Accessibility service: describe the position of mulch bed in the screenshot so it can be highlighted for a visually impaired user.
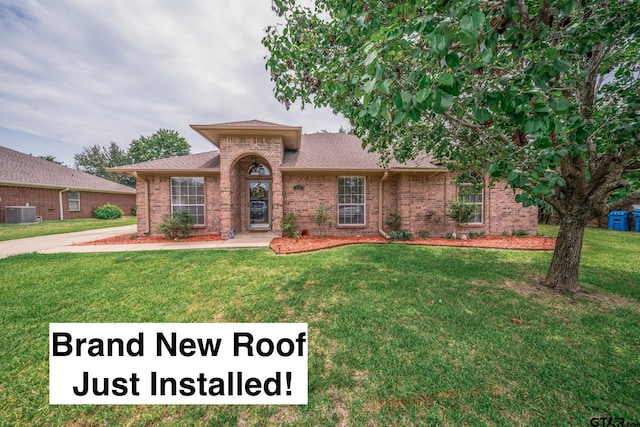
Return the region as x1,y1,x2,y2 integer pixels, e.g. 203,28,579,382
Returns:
270,234,556,254
75,233,222,245
77,232,556,254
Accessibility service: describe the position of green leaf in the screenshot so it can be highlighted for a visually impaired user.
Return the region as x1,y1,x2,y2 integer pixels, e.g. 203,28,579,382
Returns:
401,90,413,107
433,90,454,113
377,79,393,95
552,57,571,74
368,98,381,117
432,33,448,55
363,50,378,67
473,108,491,124
550,98,571,113
524,117,543,134
436,72,454,87
460,14,476,39
416,88,430,103
363,78,376,94
445,53,460,67
393,111,406,126
381,101,392,122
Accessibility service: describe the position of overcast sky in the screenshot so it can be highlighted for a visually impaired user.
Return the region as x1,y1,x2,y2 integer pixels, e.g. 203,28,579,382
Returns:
0,0,348,166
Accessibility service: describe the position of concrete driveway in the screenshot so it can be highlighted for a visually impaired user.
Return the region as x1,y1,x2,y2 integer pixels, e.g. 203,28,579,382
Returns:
0,225,274,258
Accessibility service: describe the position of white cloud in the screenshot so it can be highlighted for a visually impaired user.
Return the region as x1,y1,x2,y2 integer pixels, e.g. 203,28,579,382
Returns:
0,0,349,164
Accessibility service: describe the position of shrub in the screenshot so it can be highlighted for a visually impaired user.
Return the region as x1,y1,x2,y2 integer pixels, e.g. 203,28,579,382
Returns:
418,231,429,239
385,213,401,231
448,200,475,224
131,207,137,216
92,203,123,219
389,230,413,241
280,212,300,238
511,229,530,237
315,203,332,235
468,231,485,239
443,232,455,239
157,210,193,239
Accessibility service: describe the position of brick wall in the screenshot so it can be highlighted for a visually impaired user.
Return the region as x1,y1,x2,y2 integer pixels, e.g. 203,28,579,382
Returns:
138,175,220,236
0,185,135,222
219,136,284,238
281,172,537,237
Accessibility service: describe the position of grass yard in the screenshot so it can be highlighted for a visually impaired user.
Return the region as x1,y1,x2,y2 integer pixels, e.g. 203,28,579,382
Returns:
0,216,137,241
1,226,639,426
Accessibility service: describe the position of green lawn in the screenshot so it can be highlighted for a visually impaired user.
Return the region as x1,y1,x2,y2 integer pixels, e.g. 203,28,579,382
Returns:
1,226,639,426
0,216,137,241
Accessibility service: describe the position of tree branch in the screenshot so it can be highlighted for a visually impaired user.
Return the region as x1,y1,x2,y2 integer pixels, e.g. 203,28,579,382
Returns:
517,0,530,30
608,189,640,211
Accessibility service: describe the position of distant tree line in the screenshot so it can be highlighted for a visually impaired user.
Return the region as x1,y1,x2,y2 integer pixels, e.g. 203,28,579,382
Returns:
72,129,190,188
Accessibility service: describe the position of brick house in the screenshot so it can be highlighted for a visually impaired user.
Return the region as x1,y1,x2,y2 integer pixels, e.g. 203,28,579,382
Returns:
0,146,136,222
110,120,537,239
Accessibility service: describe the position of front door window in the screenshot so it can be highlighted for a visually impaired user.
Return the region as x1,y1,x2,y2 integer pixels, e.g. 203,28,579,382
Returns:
249,181,270,229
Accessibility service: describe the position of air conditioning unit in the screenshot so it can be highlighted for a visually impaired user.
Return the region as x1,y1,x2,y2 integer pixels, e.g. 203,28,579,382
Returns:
5,206,37,224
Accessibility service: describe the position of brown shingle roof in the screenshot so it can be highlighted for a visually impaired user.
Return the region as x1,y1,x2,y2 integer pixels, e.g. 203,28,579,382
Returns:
109,151,220,173
282,133,443,171
107,133,442,174
198,119,292,128
0,146,136,193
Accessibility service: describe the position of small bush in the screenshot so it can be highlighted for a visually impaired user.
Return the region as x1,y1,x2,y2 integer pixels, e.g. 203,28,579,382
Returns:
468,231,485,239
158,210,193,239
385,213,401,231
92,203,123,219
443,232,455,239
447,200,476,228
418,231,429,239
281,212,300,238
511,229,530,237
315,203,332,235
389,230,413,241
131,207,137,216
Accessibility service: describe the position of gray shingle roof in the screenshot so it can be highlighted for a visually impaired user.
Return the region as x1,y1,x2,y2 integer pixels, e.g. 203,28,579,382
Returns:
0,146,136,193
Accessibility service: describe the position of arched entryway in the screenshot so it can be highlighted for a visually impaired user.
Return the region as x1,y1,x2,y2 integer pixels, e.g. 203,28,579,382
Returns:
247,161,271,230
230,155,273,232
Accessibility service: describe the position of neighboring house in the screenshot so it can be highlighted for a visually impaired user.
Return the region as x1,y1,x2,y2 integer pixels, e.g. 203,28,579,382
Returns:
110,120,537,239
0,146,136,222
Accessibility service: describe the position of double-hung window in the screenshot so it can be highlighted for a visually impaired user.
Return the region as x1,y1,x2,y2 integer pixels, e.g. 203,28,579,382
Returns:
68,191,80,211
458,173,484,224
171,177,205,226
338,176,365,225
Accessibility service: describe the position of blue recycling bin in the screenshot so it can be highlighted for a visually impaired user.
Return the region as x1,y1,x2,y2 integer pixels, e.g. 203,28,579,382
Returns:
607,211,631,231
633,211,640,232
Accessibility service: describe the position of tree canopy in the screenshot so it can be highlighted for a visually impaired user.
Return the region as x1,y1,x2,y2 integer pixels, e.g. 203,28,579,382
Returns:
74,129,191,188
128,129,191,164
264,0,640,292
74,142,135,187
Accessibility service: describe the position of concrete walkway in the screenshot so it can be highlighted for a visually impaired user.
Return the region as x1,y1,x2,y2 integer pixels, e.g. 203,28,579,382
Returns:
0,225,274,258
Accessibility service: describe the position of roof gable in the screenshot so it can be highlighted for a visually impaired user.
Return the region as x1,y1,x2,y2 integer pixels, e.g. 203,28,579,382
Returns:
190,119,302,151
0,146,136,193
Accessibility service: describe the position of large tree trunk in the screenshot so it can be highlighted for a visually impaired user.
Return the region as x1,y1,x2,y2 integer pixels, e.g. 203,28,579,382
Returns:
544,214,589,293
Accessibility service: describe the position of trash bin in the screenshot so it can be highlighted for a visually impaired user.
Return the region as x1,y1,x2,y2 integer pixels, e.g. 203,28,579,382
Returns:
607,211,631,231
633,208,640,232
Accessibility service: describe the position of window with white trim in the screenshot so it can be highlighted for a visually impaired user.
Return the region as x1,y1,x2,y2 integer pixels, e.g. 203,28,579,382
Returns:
338,176,365,225
458,173,484,224
68,191,80,211
171,177,205,226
